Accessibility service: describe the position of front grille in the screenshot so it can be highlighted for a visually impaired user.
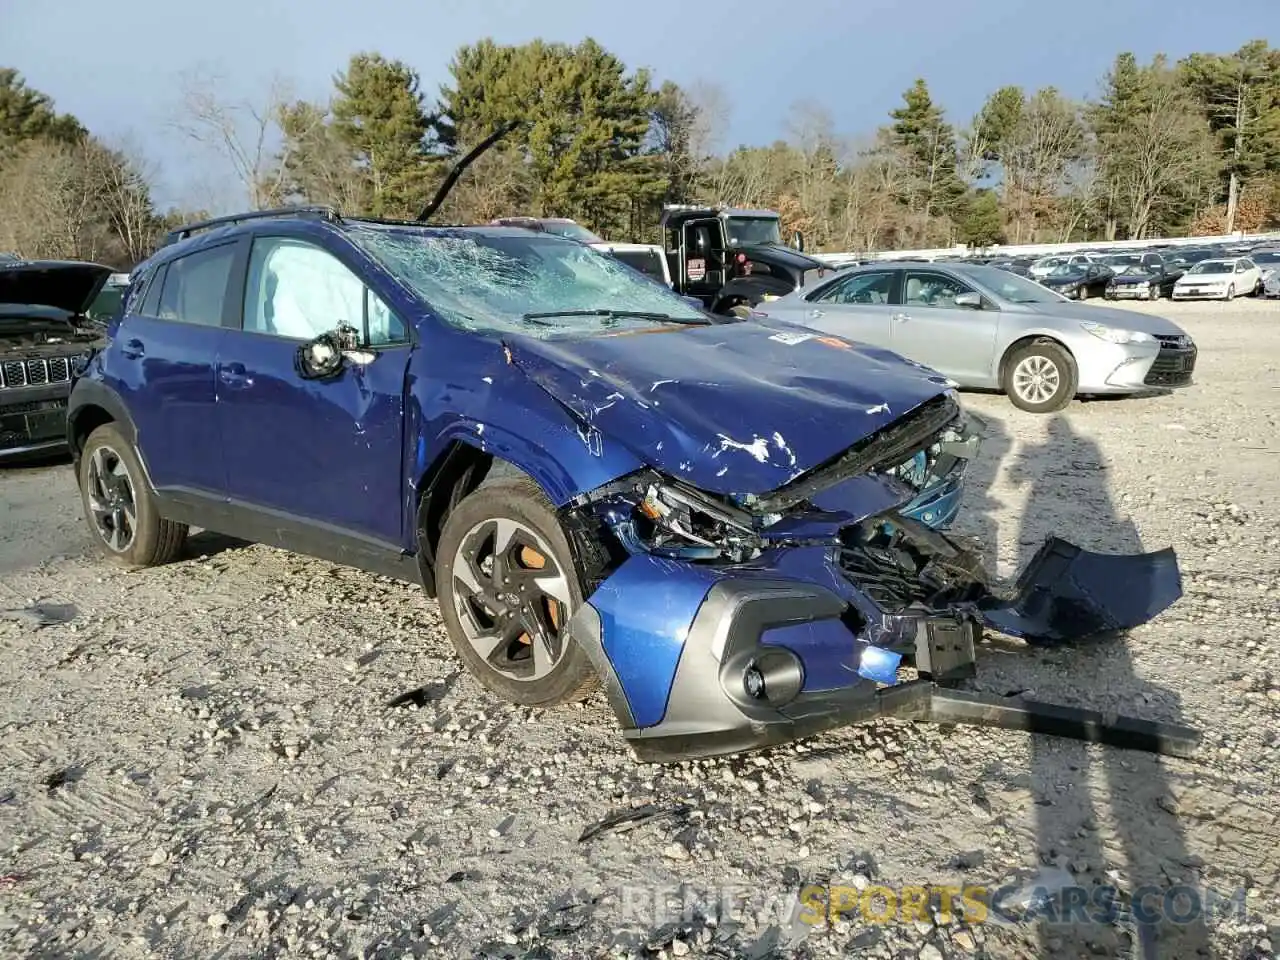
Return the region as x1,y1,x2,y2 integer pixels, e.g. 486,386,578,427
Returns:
838,543,935,611
1144,337,1197,387
0,356,77,390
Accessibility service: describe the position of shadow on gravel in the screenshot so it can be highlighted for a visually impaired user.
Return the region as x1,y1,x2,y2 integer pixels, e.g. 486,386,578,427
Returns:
1012,415,1209,959
182,530,252,559
0,450,71,471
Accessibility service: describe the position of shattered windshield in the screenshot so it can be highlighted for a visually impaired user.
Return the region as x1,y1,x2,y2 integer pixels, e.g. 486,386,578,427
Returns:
349,228,709,335
723,217,782,246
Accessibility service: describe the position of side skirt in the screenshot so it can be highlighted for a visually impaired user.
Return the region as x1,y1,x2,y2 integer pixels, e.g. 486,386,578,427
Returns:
155,487,423,586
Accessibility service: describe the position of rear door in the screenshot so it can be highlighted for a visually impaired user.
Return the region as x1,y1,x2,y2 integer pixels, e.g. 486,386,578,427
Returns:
779,268,899,347
107,241,239,495
889,270,1000,383
215,234,414,547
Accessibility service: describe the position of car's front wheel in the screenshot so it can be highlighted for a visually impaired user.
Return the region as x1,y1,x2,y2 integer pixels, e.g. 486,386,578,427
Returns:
435,476,598,706
1148,282,1160,300
78,423,188,567
1002,341,1078,414
1225,284,1235,301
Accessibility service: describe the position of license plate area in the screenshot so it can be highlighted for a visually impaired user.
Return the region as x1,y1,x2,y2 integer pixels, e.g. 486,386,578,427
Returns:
914,616,978,683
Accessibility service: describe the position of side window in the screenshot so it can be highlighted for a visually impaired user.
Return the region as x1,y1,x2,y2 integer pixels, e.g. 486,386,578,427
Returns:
140,265,167,316
903,272,973,308
812,270,895,305
244,237,406,345
157,245,236,326
365,288,405,346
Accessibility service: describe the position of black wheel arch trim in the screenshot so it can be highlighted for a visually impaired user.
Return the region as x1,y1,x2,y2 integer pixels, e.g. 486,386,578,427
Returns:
66,379,139,457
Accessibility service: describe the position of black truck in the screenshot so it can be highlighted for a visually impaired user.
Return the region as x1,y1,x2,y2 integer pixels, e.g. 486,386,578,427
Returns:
659,204,835,315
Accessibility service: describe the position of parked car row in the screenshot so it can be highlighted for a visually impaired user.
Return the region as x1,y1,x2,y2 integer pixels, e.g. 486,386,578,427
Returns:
953,237,1279,303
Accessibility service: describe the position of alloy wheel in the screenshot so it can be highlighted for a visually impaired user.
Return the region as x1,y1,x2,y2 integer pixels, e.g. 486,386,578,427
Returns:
450,517,573,682
86,445,137,552
1011,355,1061,406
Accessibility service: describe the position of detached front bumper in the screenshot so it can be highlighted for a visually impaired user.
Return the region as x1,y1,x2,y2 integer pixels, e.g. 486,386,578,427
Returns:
567,533,1189,762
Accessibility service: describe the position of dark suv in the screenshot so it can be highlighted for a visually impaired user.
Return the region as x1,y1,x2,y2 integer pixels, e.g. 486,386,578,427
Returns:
66,207,1180,761
2,259,110,460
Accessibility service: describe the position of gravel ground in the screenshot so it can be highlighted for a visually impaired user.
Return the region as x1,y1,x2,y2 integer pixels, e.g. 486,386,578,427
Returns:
1,298,1278,960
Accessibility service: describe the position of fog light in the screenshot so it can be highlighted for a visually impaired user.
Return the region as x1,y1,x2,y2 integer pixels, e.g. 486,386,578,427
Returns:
743,665,766,699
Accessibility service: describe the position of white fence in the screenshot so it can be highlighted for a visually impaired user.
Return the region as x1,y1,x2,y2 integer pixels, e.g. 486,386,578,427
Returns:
813,230,1280,268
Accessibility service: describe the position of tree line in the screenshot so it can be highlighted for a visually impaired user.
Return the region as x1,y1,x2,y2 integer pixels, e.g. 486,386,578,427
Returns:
2,38,1279,266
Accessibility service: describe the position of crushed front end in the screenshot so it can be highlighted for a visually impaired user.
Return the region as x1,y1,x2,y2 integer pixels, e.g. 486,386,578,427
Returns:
560,394,1193,761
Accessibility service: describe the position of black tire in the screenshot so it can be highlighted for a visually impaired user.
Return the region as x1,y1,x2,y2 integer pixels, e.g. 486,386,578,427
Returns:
1148,283,1160,300
78,423,187,567
1001,341,1078,414
435,476,598,707
1225,284,1235,301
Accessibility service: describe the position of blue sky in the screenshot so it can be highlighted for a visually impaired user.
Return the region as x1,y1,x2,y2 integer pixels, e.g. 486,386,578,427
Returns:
1,0,1273,209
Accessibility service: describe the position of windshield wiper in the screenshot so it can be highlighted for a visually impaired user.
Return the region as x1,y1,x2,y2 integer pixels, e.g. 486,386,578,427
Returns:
521,309,709,326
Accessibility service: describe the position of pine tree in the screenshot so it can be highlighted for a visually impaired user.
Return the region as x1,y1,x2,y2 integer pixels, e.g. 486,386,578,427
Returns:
331,53,431,218
888,79,967,241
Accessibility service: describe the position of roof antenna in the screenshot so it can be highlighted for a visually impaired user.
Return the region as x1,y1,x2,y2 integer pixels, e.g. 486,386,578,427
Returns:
417,120,521,223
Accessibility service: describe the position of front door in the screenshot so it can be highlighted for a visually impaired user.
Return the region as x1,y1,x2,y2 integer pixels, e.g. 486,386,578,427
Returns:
890,270,1001,384
109,240,239,495
216,235,414,548
681,218,726,301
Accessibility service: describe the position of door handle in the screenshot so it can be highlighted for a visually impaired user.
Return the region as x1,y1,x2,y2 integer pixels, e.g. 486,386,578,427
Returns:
219,362,251,387
893,313,912,322
808,308,825,319
121,338,145,359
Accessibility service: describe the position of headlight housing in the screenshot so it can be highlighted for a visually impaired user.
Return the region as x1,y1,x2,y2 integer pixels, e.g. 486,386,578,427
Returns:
1080,321,1154,345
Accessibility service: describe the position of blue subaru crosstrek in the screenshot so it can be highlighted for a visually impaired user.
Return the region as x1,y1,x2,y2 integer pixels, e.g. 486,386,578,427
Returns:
65,208,1182,761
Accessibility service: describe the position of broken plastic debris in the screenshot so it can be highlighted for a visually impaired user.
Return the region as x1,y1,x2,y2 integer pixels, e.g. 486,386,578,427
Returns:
0,602,78,629
578,802,692,843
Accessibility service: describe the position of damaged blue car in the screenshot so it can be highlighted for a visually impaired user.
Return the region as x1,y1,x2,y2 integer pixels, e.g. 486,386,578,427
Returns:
65,200,1197,762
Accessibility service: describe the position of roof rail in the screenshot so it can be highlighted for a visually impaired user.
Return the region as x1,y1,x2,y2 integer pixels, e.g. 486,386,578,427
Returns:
162,205,342,246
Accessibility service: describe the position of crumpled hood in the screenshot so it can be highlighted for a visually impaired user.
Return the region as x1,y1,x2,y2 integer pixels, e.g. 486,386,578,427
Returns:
1018,301,1187,335
504,321,952,495
0,260,114,314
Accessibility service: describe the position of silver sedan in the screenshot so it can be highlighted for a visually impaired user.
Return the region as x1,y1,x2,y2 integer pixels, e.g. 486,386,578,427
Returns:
755,261,1197,413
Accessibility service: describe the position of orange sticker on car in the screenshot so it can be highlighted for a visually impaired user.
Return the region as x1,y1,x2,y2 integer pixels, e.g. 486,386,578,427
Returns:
816,336,851,350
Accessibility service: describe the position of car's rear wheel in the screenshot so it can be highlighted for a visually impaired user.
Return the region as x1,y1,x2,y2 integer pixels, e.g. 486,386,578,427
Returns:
1002,341,1077,414
435,477,598,706
78,424,188,567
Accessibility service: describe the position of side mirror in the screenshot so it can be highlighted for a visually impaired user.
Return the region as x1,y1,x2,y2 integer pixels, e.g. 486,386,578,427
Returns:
792,231,805,252
295,324,374,381
954,291,983,309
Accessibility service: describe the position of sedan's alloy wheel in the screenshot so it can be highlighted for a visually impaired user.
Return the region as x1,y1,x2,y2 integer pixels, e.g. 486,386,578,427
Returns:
450,517,573,682
1011,355,1061,406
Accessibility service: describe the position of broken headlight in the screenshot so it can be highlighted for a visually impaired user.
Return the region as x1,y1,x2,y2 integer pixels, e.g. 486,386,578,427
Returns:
885,415,978,493
586,474,766,564
633,480,764,562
